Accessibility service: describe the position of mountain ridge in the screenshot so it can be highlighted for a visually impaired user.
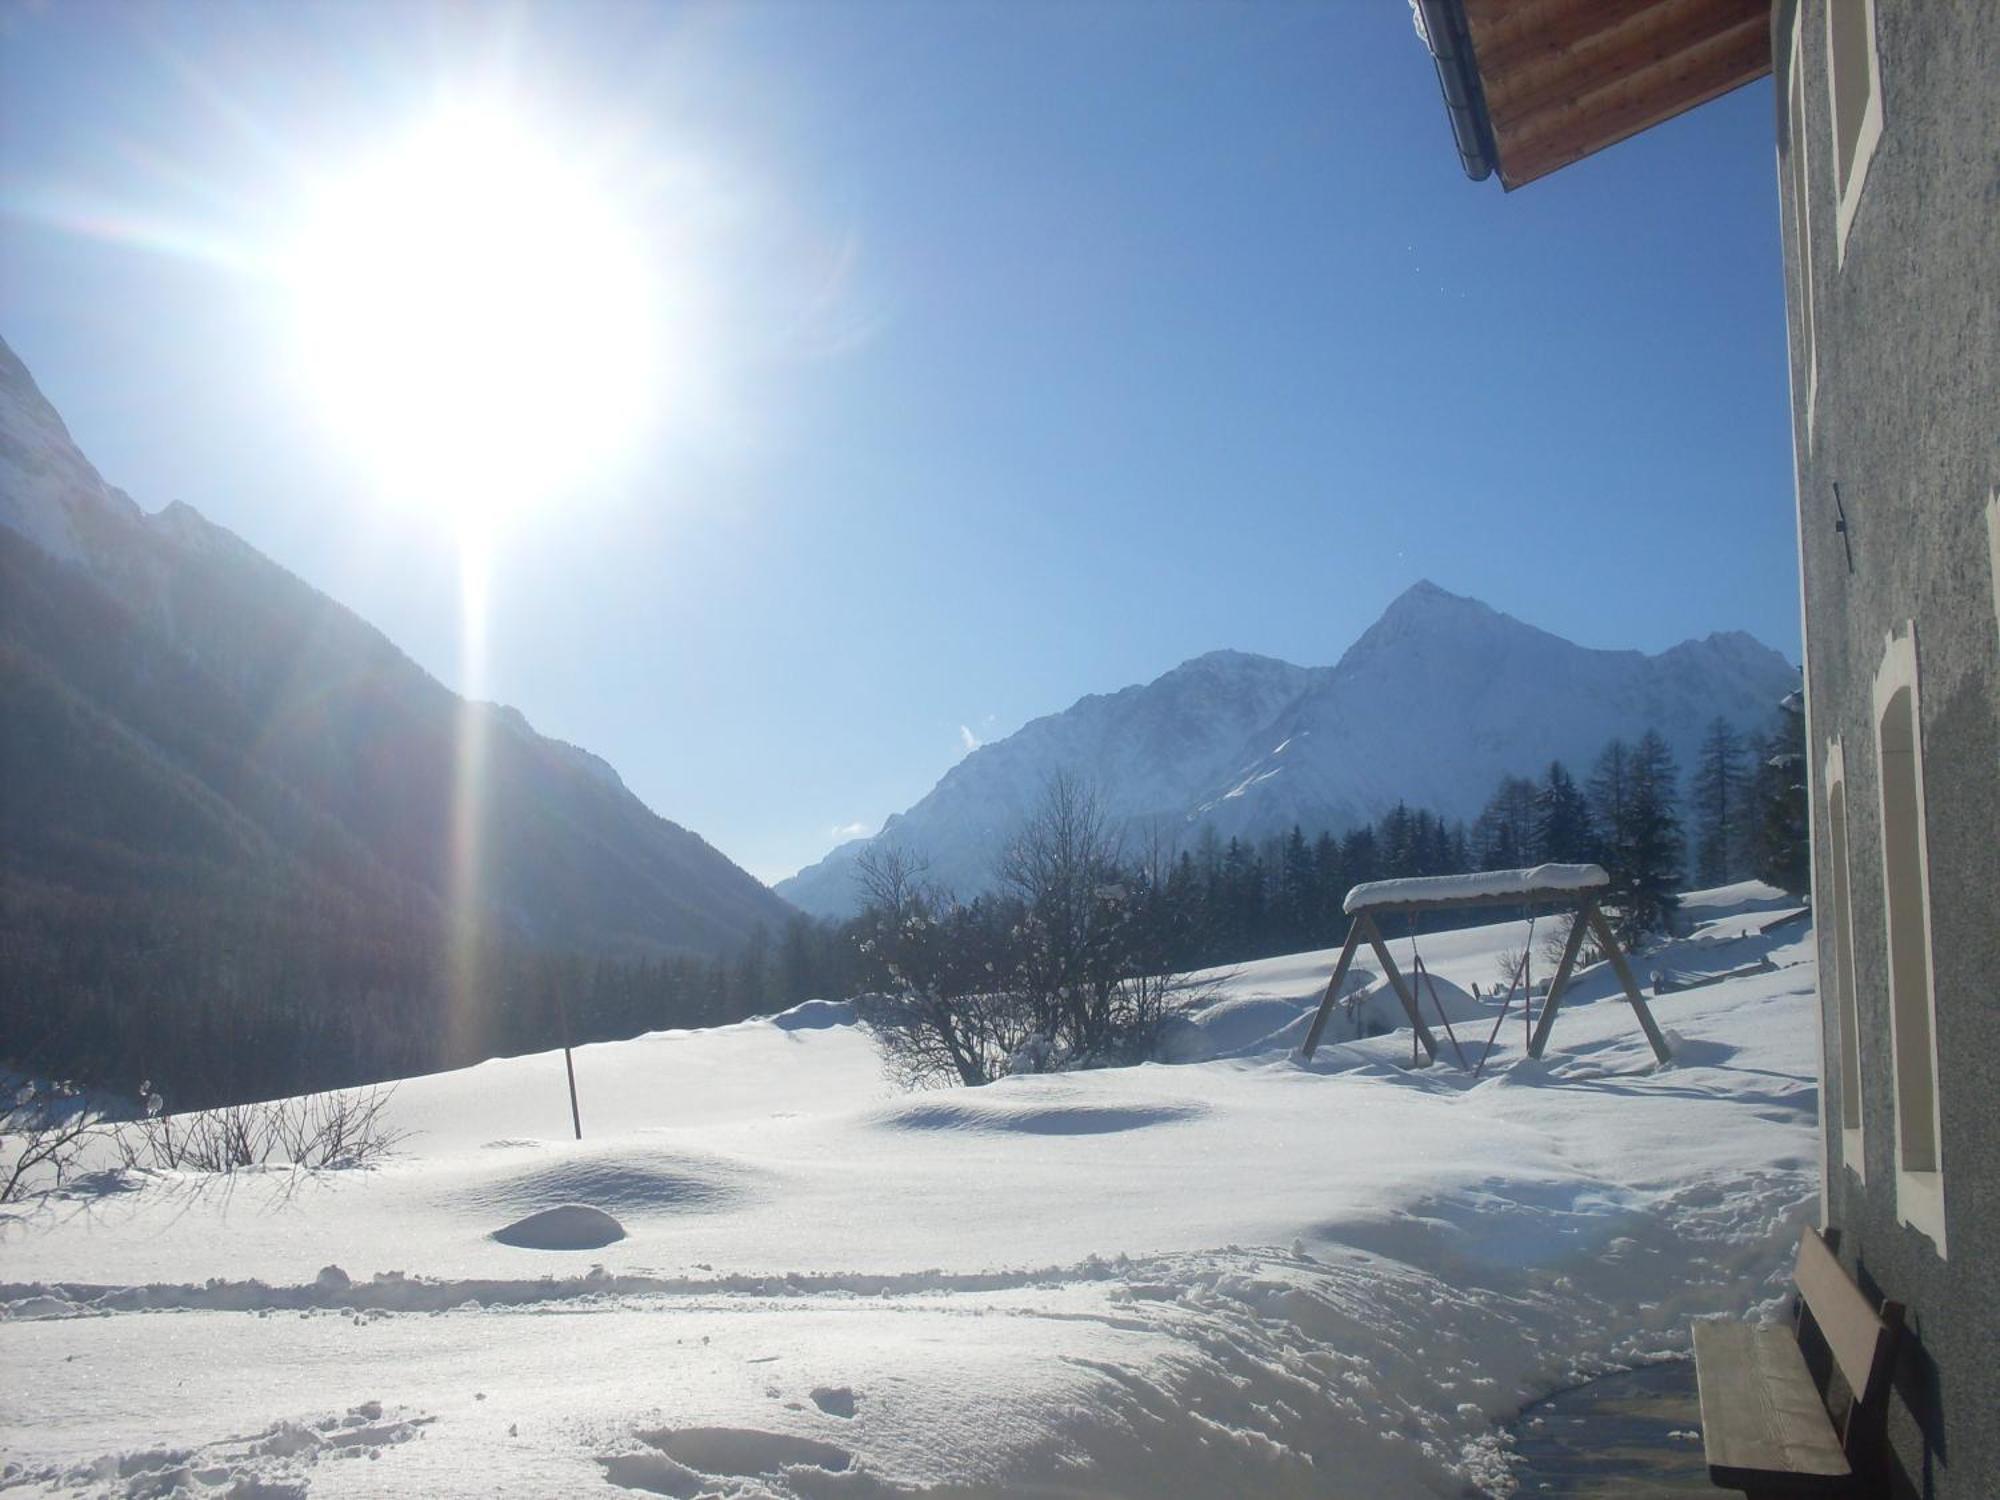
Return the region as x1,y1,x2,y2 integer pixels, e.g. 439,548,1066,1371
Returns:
0,334,793,969
776,580,1798,917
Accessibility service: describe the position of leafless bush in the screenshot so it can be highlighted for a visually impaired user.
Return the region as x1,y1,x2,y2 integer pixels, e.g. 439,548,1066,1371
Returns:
1,1080,104,1203
853,778,1205,1088
116,1087,403,1174
1537,913,1604,973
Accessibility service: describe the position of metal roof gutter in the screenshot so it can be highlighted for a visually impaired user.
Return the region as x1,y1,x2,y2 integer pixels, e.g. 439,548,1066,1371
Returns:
1412,0,1497,183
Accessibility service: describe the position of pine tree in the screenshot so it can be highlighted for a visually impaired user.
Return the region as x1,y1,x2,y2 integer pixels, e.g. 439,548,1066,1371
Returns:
1750,691,1810,894
1588,738,1634,870
1621,731,1685,942
1340,826,1379,889
1473,775,1539,870
1379,803,1421,878
1311,831,1345,937
1734,728,1770,877
1444,820,1470,876
1220,838,1259,958
1690,717,1746,887
1590,736,1679,944
1278,826,1316,951
1534,761,1593,863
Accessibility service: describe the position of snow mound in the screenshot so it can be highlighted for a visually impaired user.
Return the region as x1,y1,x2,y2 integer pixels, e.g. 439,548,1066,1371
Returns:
3,1292,85,1321
879,1096,1205,1136
1303,971,1489,1049
490,1203,628,1250
1183,993,1324,1056
1676,879,1797,917
769,998,855,1031
462,1150,754,1218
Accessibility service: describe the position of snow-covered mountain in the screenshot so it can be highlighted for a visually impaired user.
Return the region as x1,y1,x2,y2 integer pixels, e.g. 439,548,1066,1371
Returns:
778,582,1798,917
0,335,792,963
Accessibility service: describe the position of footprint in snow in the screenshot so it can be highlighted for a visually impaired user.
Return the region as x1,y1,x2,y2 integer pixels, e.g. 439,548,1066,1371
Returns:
599,1427,854,1492
810,1386,858,1419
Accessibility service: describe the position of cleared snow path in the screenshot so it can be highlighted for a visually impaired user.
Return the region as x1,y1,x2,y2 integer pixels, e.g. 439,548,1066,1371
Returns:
1,886,1819,1498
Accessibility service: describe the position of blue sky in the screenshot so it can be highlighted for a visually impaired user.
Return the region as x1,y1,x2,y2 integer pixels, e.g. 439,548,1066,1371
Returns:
0,0,1800,883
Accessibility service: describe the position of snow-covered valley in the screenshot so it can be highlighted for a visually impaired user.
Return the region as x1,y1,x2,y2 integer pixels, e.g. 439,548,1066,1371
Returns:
1,885,1819,1499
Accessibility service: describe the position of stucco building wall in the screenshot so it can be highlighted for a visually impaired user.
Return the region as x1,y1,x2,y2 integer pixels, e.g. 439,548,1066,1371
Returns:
1776,2,2000,1495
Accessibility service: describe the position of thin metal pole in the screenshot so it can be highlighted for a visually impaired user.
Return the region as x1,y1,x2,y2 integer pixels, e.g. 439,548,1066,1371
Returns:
1415,953,1469,1070
1475,938,1532,1078
1522,934,1533,1053
562,1047,582,1141
554,982,583,1141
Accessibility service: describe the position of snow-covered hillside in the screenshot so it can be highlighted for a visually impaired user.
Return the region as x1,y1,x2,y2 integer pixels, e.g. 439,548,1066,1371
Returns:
778,583,1797,917
1,885,1820,1498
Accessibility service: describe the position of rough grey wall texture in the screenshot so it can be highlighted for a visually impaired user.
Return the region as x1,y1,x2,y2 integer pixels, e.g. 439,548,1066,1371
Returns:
1777,2,2000,1496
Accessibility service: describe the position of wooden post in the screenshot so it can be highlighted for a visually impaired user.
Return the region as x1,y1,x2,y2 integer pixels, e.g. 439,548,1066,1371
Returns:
1359,913,1440,1065
1527,902,1591,1060
1300,920,1366,1058
554,985,584,1141
1583,902,1673,1064
561,1047,583,1140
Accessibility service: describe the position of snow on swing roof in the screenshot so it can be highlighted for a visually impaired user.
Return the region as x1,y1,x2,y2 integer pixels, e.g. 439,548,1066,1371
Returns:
1342,862,1609,915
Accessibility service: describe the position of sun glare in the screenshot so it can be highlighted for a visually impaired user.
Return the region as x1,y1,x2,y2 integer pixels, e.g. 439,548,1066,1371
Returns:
291,107,656,529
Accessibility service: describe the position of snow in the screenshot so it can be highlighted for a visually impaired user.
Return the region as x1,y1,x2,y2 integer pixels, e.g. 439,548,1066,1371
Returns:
0,885,1820,1498
1343,863,1610,914
489,1204,628,1250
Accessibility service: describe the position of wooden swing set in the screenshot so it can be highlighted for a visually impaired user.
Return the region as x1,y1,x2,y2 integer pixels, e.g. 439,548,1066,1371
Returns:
1298,863,1671,1069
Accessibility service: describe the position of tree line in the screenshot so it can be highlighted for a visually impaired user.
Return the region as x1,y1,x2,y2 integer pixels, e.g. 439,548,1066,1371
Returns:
8,701,1803,1108
749,702,1808,1001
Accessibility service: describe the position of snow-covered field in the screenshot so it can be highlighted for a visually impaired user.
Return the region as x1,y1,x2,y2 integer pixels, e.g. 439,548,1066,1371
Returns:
1,884,1819,1498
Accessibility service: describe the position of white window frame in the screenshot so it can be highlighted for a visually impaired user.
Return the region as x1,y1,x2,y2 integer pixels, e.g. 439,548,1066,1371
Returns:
1822,738,1865,1179
1828,0,1885,264
1871,624,1946,1254
1986,491,1999,646
1786,6,1818,435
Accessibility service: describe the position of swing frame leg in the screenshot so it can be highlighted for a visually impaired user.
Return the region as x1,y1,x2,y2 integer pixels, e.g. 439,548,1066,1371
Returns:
1300,920,1365,1059
1299,912,1439,1064
1362,914,1439,1065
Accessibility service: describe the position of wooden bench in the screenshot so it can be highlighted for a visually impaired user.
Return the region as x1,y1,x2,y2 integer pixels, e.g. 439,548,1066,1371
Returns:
1693,1226,1903,1497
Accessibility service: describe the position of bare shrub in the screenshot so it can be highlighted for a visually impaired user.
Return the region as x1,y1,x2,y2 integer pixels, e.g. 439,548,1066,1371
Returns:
116,1087,403,1174
853,777,1205,1088
1537,913,1604,974
1,1079,104,1203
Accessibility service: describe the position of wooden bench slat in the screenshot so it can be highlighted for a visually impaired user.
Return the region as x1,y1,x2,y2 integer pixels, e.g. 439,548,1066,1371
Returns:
1693,1321,1851,1483
1794,1225,1891,1401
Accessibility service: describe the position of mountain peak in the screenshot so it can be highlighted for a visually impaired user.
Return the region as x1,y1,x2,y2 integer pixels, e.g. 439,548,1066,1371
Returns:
0,334,143,565
1342,580,1527,665
1164,647,1301,680
1381,579,1493,619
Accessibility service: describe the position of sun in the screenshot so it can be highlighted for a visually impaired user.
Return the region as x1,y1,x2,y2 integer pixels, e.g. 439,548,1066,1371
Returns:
290,106,656,530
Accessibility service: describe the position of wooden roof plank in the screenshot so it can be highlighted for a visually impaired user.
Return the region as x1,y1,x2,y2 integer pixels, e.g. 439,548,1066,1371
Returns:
1497,18,1770,188
1482,0,1771,133
1465,0,1663,84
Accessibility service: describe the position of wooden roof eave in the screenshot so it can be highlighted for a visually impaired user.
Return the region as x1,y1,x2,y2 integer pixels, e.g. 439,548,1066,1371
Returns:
1428,0,1773,191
